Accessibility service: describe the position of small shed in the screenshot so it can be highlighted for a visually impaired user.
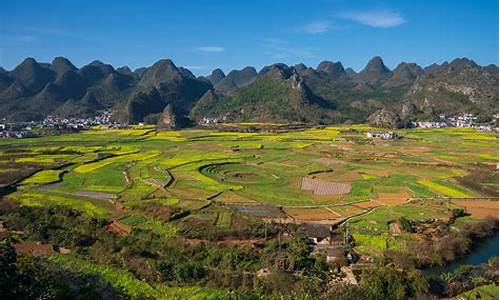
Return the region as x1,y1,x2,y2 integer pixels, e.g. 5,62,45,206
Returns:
326,246,345,263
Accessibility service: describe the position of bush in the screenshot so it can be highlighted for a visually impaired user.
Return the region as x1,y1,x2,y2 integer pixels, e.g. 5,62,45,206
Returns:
174,262,206,283
360,265,429,300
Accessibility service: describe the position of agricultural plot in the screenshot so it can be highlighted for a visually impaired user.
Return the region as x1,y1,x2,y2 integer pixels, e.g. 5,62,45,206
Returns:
301,177,351,195
284,207,341,221
22,169,64,185
451,199,499,218
0,125,497,256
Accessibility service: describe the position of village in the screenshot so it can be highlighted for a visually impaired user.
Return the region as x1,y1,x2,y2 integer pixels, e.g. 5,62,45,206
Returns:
409,113,497,132
1,111,497,139
0,111,123,138
252,222,374,286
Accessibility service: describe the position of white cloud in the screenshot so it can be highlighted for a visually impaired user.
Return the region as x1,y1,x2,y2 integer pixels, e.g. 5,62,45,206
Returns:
295,21,331,34
341,10,406,28
195,46,225,53
262,38,287,48
261,38,316,60
1,34,40,45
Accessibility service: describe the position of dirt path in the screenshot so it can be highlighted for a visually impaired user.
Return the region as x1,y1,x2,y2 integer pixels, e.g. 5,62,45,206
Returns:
335,206,380,227
184,237,267,247
324,206,342,217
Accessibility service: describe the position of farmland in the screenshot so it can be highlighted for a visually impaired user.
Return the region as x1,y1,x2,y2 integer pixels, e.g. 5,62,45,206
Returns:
0,124,498,299
2,125,498,236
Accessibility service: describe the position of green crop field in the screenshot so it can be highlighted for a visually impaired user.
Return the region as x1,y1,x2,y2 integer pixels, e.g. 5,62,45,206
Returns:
1,125,498,270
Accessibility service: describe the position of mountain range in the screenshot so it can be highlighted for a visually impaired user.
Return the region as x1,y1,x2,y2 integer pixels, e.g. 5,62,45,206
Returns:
0,56,497,128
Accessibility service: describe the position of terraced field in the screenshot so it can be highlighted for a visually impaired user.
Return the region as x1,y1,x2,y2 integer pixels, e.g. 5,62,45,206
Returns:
1,125,498,254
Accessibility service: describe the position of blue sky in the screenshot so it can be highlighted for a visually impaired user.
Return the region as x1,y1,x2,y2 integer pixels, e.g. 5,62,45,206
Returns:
0,0,498,75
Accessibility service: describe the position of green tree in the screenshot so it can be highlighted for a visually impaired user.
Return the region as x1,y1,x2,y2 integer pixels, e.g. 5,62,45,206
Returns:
361,265,429,300
0,239,19,299
174,262,206,282
287,233,310,270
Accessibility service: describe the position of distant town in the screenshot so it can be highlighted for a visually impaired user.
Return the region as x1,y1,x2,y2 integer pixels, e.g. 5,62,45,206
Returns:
0,111,123,138
409,113,497,132
0,112,497,139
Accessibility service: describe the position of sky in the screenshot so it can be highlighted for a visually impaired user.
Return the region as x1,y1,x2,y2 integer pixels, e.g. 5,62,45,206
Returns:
0,0,498,75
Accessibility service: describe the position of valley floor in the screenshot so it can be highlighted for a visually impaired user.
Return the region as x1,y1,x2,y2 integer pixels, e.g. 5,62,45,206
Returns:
0,124,498,299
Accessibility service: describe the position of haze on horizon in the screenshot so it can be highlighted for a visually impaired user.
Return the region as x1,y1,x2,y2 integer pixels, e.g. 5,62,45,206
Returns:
0,0,498,75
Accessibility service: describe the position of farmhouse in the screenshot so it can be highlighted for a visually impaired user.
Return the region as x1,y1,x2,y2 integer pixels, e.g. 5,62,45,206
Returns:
299,224,332,245
199,117,219,126
366,131,398,140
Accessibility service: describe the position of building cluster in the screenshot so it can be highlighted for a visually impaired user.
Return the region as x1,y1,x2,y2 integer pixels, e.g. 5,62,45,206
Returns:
298,223,366,285
0,111,122,138
411,121,449,128
0,121,37,138
366,131,398,140
299,224,356,264
410,113,496,132
198,114,232,126
199,117,220,126
40,111,115,130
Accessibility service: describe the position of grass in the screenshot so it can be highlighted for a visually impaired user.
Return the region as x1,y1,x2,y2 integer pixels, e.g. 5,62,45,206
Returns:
22,169,63,184
460,284,499,300
353,233,389,250
50,255,226,299
215,211,232,228
74,151,159,173
136,219,178,237
118,214,178,238
62,162,128,193
14,191,110,217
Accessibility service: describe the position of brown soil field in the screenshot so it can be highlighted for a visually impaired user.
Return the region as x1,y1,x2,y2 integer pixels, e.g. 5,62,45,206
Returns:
214,191,258,204
358,168,392,177
110,201,128,213
411,200,451,213
176,199,209,210
329,205,365,217
314,170,361,182
353,200,381,209
405,146,434,154
0,167,39,187
328,141,355,151
106,221,132,236
451,199,499,219
315,157,345,165
375,191,410,206
285,207,340,221
169,186,214,200
455,169,499,197
279,158,293,164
